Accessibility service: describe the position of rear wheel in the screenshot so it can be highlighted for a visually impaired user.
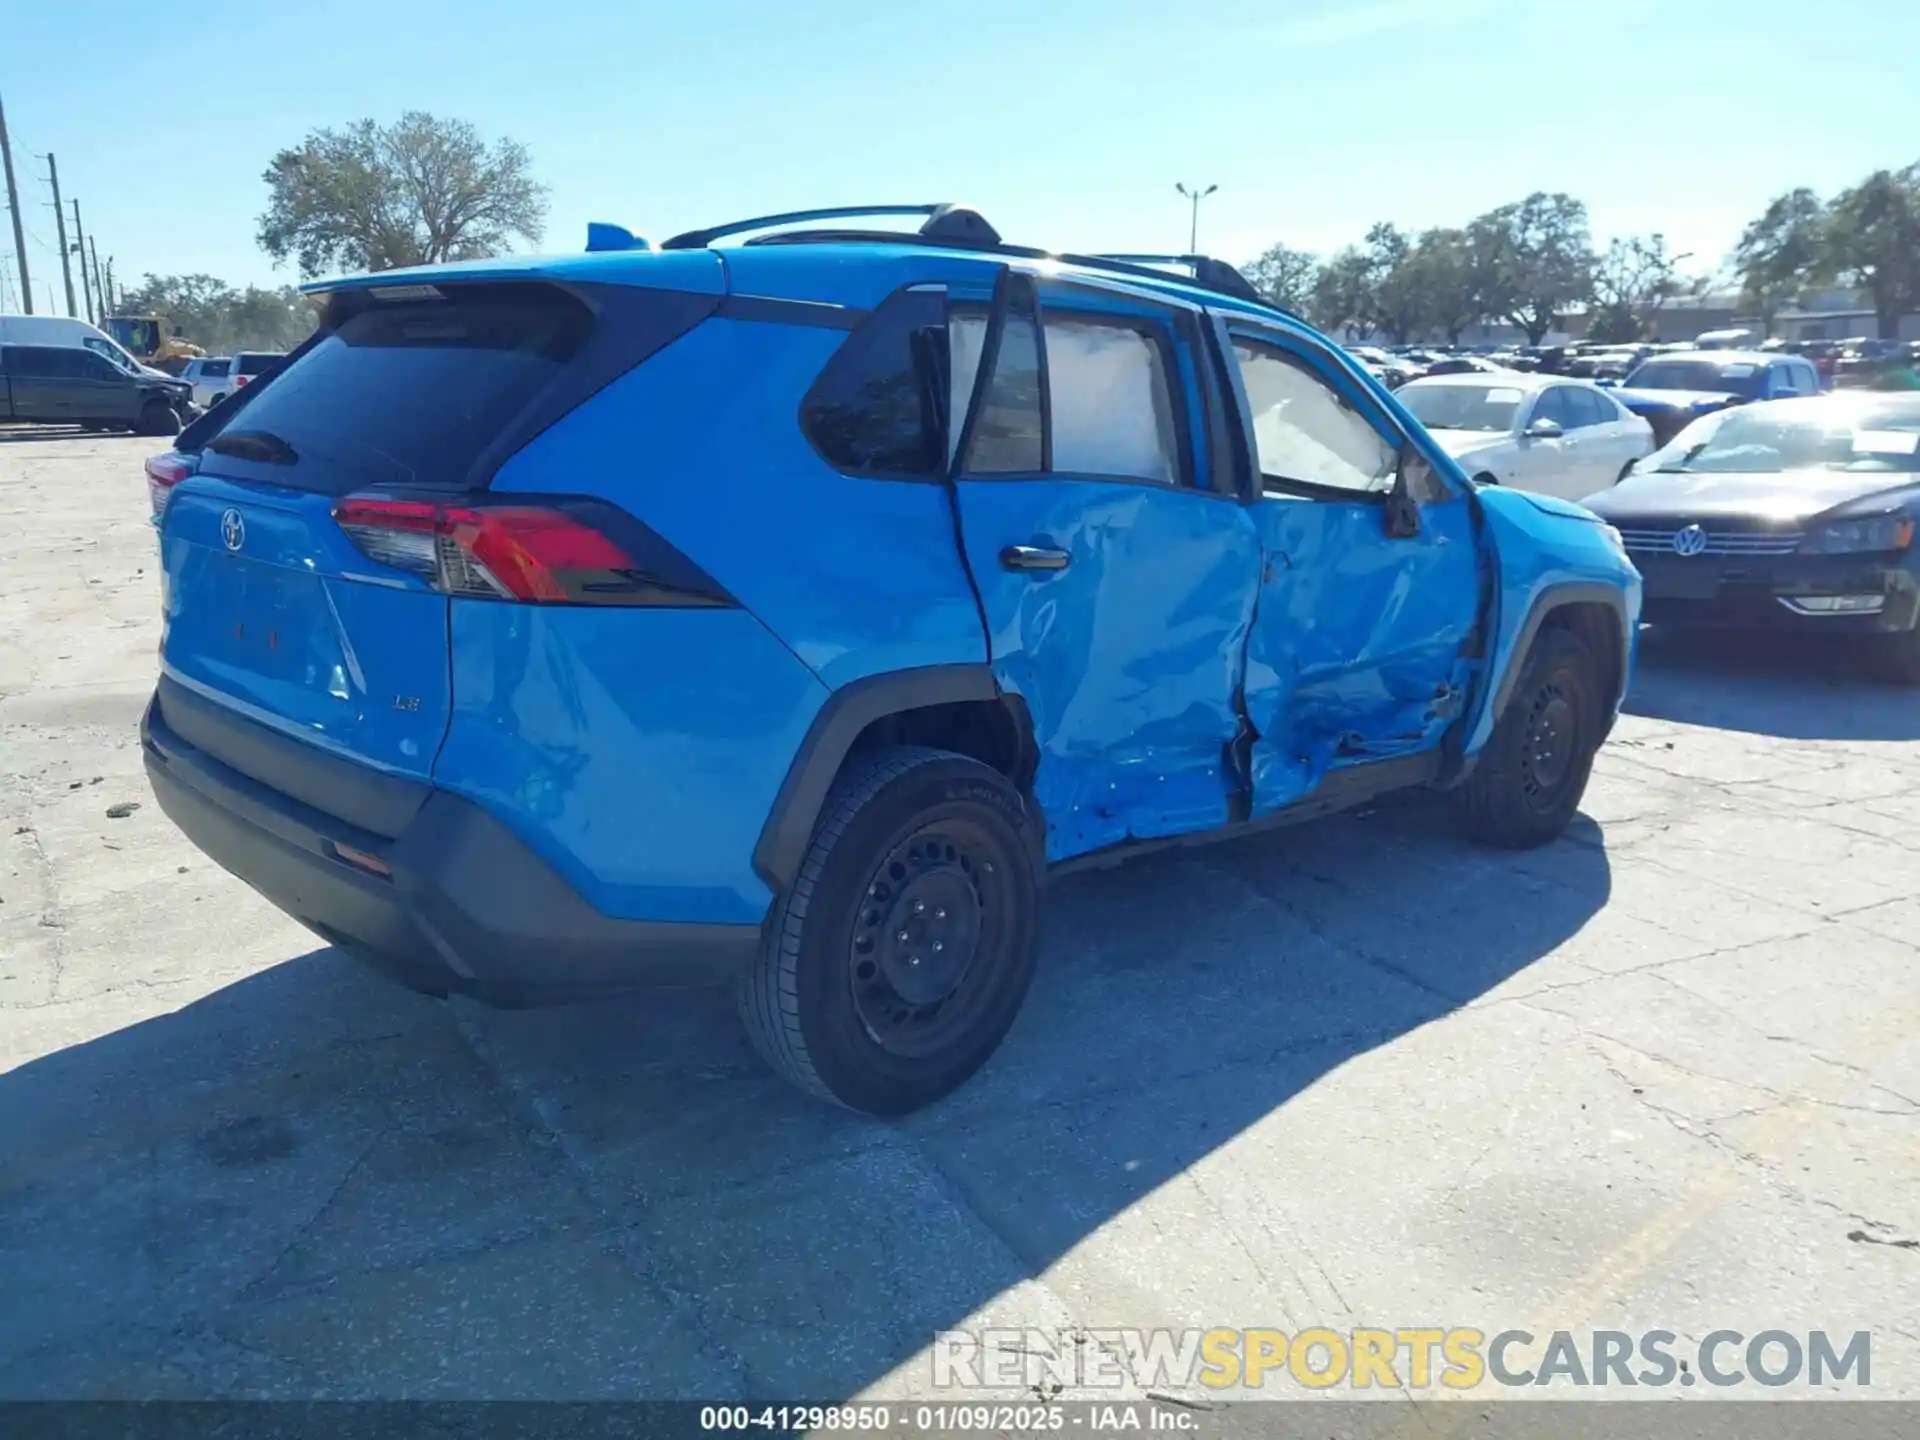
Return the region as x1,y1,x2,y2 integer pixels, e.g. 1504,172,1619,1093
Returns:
1454,627,1603,848
137,399,182,437
737,745,1040,1115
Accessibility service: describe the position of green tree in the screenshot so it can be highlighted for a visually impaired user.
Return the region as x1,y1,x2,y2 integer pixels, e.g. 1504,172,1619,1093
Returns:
1467,193,1594,344
1732,188,1827,336
1825,166,1920,341
1243,243,1319,313
116,274,320,354
1361,223,1425,344
1589,234,1694,342
1311,247,1375,338
258,112,548,278
1400,227,1479,345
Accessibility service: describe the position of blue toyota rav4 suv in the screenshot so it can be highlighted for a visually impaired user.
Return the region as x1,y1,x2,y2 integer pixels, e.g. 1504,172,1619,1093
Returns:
142,204,1641,1115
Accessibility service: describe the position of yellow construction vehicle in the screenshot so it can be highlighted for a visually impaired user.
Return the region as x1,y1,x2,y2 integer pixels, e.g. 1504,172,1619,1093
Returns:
102,315,206,375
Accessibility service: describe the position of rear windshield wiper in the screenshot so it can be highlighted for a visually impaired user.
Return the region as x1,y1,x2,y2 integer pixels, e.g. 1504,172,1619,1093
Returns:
207,429,299,465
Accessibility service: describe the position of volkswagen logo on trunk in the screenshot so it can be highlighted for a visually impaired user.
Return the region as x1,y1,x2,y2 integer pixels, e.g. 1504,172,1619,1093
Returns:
220,509,245,552
1671,524,1708,557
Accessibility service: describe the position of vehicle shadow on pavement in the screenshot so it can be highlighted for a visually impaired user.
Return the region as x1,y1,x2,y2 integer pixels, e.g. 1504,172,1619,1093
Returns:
1625,626,1920,742
0,426,110,444
0,797,1611,1400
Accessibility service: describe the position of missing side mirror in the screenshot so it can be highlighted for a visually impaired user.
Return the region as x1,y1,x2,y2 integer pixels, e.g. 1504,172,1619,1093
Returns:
1384,445,1429,539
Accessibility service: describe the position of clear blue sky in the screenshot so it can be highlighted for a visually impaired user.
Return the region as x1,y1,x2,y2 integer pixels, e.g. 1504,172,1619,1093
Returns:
3,0,1916,310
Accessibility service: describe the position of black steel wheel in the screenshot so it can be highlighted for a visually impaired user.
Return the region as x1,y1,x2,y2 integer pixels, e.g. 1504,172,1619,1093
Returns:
738,746,1040,1115
1454,627,1602,848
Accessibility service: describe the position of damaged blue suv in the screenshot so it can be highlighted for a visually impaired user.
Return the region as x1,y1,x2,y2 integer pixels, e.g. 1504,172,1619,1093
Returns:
142,204,1641,1114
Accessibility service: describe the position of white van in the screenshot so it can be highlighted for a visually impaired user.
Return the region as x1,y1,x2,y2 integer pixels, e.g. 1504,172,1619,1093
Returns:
0,315,151,375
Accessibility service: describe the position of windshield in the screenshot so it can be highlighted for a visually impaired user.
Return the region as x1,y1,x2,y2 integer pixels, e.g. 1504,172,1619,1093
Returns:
1399,383,1524,433
1646,397,1920,474
1623,359,1766,398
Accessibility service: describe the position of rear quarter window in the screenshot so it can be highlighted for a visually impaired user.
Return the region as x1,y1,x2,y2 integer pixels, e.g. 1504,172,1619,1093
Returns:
800,288,948,478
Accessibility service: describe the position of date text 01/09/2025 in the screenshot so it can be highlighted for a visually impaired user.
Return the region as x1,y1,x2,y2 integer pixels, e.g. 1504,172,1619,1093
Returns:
697,1403,1199,1432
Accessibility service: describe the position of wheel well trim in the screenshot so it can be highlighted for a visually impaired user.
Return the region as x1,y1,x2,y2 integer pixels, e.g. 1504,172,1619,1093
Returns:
752,663,1003,892
1487,581,1632,726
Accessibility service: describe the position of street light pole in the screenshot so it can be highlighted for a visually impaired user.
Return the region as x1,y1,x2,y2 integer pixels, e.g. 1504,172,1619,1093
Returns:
1175,182,1218,254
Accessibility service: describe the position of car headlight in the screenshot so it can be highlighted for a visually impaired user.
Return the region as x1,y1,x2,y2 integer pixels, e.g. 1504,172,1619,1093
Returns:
1799,514,1916,555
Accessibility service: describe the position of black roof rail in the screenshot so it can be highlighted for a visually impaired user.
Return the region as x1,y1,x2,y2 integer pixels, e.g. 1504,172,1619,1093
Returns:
658,205,1292,316
662,203,1000,251
1084,253,1288,313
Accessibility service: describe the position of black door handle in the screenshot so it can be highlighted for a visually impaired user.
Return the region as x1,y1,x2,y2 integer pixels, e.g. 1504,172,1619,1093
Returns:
1000,544,1071,573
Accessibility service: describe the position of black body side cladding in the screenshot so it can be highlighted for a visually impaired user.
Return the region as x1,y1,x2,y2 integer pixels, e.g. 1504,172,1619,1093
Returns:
751,664,1002,891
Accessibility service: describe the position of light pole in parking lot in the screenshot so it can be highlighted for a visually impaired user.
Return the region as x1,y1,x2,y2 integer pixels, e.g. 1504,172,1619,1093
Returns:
1176,182,1217,255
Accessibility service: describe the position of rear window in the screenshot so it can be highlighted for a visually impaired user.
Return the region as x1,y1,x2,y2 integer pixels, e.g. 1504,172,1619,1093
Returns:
233,353,280,375
200,285,591,493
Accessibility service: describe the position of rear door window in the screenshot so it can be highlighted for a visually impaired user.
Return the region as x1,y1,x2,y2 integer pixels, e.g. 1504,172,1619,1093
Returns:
198,284,593,493
1564,387,1609,428
204,359,231,378
953,287,1044,475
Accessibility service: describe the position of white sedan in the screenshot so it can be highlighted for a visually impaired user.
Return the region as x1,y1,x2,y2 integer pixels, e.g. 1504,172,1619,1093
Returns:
1396,371,1655,501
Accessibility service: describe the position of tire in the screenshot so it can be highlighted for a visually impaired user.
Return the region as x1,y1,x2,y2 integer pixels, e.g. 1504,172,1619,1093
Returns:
1615,461,1637,484
1454,627,1603,848
211,394,226,408
737,745,1041,1115
1866,627,1920,686
137,399,182,437
1472,471,1500,487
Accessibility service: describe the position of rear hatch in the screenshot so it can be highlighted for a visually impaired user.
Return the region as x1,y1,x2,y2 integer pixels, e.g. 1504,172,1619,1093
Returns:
157,281,613,786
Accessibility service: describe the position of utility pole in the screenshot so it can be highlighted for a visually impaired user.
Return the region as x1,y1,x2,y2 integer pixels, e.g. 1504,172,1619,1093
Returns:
103,255,116,311
91,238,108,313
41,153,77,316
70,199,94,323
0,92,31,313
1175,182,1218,255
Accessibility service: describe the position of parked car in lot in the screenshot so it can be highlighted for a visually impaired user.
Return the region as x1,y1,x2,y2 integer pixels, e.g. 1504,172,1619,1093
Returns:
1611,350,1824,446
140,203,1641,1113
1419,355,1513,378
229,351,285,394
1396,371,1655,499
0,343,193,434
1586,393,1920,683
180,356,233,411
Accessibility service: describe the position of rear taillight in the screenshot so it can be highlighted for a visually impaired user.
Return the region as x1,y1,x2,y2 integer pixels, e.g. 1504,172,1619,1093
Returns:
234,375,251,387
146,452,192,520
331,494,732,607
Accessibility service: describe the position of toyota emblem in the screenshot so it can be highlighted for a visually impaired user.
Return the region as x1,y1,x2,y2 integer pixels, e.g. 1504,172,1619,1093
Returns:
220,508,245,553
1671,524,1708,558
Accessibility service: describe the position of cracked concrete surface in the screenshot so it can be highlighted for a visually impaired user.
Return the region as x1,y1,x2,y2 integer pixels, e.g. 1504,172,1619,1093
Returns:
2,433,1917,1402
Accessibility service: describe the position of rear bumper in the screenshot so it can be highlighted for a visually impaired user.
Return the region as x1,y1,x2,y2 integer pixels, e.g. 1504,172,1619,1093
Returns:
142,692,761,1006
